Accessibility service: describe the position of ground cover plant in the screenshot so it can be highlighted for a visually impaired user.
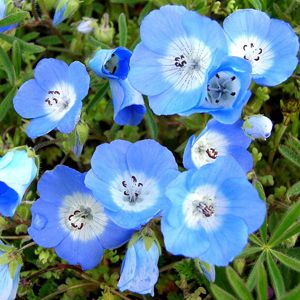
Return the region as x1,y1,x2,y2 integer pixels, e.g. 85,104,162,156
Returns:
0,0,299,299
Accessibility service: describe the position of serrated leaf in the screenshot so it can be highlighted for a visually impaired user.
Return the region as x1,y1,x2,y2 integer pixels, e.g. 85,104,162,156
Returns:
226,266,254,300
287,181,300,199
210,284,237,300
0,87,17,122
118,13,127,47
0,11,28,27
247,253,265,291
266,252,285,298
12,40,21,76
0,46,16,85
269,201,300,246
279,144,300,168
256,263,267,300
287,134,300,153
248,0,262,10
271,250,300,272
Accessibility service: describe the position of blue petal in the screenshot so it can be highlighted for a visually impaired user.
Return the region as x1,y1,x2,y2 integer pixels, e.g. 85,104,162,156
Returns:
183,135,197,169
89,49,115,78
0,264,14,300
0,181,19,217
227,146,253,173
199,215,248,266
53,4,67,26
26,114,58,139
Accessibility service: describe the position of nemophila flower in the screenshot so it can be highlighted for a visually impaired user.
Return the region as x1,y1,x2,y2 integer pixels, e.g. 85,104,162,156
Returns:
161,156,266,266
53,0,79,26
13,58,90,139
89,48,146,126
0,149,37,217
0,241,21,300
183,119,253,173
77,19,94,34
128,5,228,115
223,9,299,86
28,166,133,270
243,115,273,140
182,57,252,124
85,139,179,229
118,238,160,296
0,0,18,32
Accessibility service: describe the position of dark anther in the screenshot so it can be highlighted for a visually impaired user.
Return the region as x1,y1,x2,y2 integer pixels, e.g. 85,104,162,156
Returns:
132,176,137,182
215,100,219,103
250,42,254,48
112,66,117,74
138,183,143,187
45,98,52,106
111,53,115,57
54,91,60,95
243,44,247,50
231,76,236,81
53,98,58,104
124,191,129,196
122,181,127,188
216,73,220,79
201,204,214,217
243,55,248,60
71,223,77,228
258,48,262,54
174,55,187,68
254,57,260,61
73,210,80,215
77,223,84,230
231,92,236,96
68,214,73,221
206,148,218,159
135,192,139,198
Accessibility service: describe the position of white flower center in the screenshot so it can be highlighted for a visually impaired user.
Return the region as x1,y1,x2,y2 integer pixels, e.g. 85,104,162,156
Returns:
59,192,108,241
44,82,76,121
110,172,160,212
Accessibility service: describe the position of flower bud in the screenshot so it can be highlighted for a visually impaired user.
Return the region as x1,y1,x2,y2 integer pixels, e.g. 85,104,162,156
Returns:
243,115,273,140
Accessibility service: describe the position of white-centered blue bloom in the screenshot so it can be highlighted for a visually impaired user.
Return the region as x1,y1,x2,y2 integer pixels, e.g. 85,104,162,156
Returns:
13,58,90,139
161,156,266,266
243,114,273,140
0,149,37,217
182,57,252,124
53,0,79,26
28,165,133,270
0,241,21,300
89,48,146,126
85,139,179,229
129,5,228,115
0,0,18,32
183,119,253,173
118,238,160,296
223,9,299,86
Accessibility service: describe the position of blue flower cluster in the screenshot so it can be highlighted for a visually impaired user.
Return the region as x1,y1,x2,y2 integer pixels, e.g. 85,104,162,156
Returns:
1,3,299,299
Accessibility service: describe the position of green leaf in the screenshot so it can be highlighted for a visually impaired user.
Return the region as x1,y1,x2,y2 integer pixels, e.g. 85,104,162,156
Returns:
12,40,21,77
270,222,300,247
269,201,300,246
226,266,254,300
254,180,266,201
237,246,262,259
248,0,262,10
210,284,237,300
266,252,285,298
287,181,300,199
86,82,109,113
143,236,154,251
271,250,300,272
0,11,28,27
0,46,16,85
247,253,265,291
0,87,17,122
138,0,153,24
9,260,20,279
145,103,158,139
118,13,127,47
256,263,268,300
280,283,300,300
279,144,300,168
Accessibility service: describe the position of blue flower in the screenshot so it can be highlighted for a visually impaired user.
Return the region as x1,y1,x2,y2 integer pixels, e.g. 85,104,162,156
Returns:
13,58,90,139
0,149,37,217
243,114,273,140
53,0,79,26
0,241,21,300
118,239,159,296
128,5,227,115
183,119,253,173
161,156,266,266
77,19,94,34
223,9,299,86
182,57,252,124
28,165,133,270
89,48,146,126
0,0,18,32
85,139,179,229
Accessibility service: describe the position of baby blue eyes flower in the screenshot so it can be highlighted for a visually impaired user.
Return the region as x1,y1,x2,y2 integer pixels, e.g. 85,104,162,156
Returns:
243,114,273,140
183,119,253,173
13,58,90,139
77,19,94,34
161,156,266,266
0,149,37,217
118,239,159,296
0,241,21,300
53,0,79,26
89,47,146,126
223,9,299,86
0,0,18,32
129,5,228,115
85,139,179,229
28,165,133,270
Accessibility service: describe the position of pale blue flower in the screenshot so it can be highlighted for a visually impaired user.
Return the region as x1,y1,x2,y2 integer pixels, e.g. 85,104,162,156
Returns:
243,114,273,140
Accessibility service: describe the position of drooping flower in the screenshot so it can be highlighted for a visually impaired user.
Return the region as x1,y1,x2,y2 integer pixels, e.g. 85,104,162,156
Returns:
161,156,266,266
0,241,22,300
183,119,253,173
77,18,95,34
118,238,160,296
85,139,179,229
182,57,252,124
243,114,273,140
28,165,133,270
0,0,18,32
128,5,228,115
223,9,299,86
0,149,38,217
89,47,146,126
53,0,79,26
13,58,90,139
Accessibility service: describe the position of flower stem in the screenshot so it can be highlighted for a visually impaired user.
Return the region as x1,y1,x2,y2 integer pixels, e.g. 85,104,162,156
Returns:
0,235,30,240
31,0,40,21
33,138,65,152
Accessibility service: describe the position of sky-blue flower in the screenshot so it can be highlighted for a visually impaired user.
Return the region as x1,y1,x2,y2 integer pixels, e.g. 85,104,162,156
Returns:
0,0,18,32
183,119,253,173
0,149,37,217
13,58,90,139
28,165,133,270
89,47,146,126
85,139,179,229
182,57,252,124
161,156,266,266
128,5,228,115
53,3,67,26
118,239,160,296
243,114,273,140
0,241,21,300
223,9,299,86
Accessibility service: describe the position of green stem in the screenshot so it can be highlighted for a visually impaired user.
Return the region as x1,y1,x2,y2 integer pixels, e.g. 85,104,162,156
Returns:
31,0,40,21
0,235,30,240
33,138,65,152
